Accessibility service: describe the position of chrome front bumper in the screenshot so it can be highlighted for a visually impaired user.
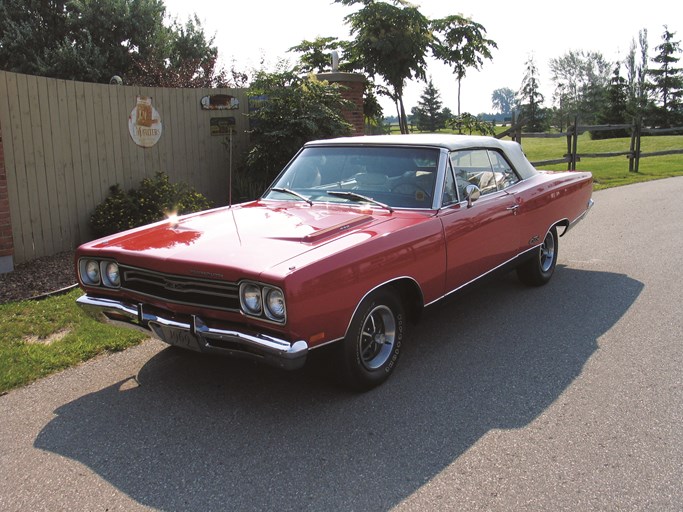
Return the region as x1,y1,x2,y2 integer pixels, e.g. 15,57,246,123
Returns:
76,295,308,370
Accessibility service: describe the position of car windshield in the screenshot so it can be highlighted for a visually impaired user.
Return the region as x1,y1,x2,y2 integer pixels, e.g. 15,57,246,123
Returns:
264,146,441,209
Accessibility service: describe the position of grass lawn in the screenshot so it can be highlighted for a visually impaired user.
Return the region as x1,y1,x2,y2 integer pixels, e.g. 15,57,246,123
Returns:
0,289,146,393
519,134,683,190
1,133,682,394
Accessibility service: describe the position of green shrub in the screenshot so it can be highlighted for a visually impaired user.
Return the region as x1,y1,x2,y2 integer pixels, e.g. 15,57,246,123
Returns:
90,172,213,238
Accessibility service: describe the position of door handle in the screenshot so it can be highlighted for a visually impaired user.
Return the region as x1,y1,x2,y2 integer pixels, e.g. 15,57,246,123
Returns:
506,204,520,213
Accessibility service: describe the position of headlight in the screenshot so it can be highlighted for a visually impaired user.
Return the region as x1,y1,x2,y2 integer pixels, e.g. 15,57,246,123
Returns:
240,283,262,315
264,288,285,321
80,259,101,285
240,282,286,323
102,261,120,288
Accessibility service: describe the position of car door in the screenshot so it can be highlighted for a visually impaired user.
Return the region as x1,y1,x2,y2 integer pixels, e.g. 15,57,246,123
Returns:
437,149,520,294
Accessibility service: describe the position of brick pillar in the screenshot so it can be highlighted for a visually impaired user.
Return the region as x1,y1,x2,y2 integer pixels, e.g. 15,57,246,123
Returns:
317,72,366,136
0,124,14,273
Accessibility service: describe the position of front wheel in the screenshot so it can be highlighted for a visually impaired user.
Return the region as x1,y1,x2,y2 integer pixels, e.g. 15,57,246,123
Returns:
517,227,558,286
340,289,405,391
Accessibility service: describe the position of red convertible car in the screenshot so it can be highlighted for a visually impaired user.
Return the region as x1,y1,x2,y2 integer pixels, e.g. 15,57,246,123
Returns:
76,134,593,390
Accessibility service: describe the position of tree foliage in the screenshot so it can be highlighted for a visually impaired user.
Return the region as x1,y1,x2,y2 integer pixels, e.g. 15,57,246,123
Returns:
446,113,495,135
241,70,352,198
625,29,650,120
648,26,683,128
491,87,516,116
518,56,548,132
431,15,496,115
0,0,227,87
592,64,630,139
411,78,448,132
549,49,612,125
90,172,212,238
336,0,432,134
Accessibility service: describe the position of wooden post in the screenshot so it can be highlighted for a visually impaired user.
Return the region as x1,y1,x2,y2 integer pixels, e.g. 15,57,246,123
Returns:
634,119,642,172
566,124,573,171
571,116,579,170
629,119,637,172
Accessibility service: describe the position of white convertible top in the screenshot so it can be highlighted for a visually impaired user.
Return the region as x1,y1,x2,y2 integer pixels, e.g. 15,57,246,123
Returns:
305,134,539,179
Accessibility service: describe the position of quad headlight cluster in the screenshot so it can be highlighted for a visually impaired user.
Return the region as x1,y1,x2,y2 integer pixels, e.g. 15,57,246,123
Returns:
239,281,287,323
79,258,121,288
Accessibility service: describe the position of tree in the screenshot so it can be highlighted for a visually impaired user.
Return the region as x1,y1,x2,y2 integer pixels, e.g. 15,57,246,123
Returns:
550,50,612,125
648,26,683,128
625,29,650,119
242,69,352,197
411,78,447,131
430,15,496,115
0,0,226,87
491,87,516,117
518,55,547,132
336,0,432,134
288,37,349,74
593,64,630,139
446,113,495,135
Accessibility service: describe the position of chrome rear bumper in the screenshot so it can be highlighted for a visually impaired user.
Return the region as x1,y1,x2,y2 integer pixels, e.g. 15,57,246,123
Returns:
76,294,308,370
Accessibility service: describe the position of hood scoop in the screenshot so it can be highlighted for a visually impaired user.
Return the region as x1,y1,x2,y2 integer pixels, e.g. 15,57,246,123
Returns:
302,215,373,243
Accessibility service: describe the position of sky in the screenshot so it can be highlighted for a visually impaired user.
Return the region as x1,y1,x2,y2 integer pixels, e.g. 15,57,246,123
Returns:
163,0,682,116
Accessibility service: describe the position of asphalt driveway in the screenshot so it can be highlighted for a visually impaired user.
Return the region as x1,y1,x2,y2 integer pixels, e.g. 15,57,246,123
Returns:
1,177,682,511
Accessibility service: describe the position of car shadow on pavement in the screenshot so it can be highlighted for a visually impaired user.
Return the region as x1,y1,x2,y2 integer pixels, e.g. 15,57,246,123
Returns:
34,267,643,511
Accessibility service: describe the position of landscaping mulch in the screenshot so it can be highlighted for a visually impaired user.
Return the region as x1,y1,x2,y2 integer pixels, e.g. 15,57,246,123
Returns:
0,251,77,304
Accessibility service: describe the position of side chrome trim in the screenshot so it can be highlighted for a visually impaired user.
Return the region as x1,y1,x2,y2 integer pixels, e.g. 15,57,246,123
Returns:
76,294,307,370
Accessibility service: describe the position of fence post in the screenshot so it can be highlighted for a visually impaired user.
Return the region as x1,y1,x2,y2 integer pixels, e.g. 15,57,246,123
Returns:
629,118,637,172
570,116,579,170
566,123,573,171
634,118,642,172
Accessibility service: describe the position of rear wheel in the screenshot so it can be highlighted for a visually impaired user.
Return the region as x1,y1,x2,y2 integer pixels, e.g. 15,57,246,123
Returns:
340,289,405,391
517,227,558,286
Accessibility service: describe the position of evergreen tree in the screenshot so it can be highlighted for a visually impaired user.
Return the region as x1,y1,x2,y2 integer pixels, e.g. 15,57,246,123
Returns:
412,78,447,131
647,27,683,127
593,64,630,139
518,56,547,132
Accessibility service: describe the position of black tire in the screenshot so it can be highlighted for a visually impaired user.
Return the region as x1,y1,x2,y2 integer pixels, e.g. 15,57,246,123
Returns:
340,289,405,391
517,226,558,286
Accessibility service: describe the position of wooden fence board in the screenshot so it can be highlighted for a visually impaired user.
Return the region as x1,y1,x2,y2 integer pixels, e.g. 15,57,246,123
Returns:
18,73,45,259
0,71,250,263
50,78,76,248
63,79,86,243
36,75,62,253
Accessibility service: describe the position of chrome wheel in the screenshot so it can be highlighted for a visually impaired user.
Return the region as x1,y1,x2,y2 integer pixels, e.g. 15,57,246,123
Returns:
359,305,397,370
341,289,405,390
539,231,556,273
517,226,559,287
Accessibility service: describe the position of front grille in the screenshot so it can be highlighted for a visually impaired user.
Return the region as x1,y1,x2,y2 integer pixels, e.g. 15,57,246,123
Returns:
120,265,240,312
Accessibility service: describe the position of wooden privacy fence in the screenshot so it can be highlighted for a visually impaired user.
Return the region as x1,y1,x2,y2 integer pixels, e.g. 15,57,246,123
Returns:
0,70,250,265
497,115,683,171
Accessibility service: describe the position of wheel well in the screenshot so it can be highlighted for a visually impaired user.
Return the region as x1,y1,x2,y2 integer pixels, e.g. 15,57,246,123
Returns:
555,219,570,237
387,278,424,324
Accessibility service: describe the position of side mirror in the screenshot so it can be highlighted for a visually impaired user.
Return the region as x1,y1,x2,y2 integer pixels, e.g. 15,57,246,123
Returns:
465,184,481,208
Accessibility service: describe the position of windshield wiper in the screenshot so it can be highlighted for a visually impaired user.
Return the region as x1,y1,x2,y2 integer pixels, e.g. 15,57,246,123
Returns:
270,187,313,206
327,191,393,213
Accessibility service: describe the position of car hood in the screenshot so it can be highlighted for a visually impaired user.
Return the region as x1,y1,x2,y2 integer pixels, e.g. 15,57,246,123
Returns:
85,201,395,280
